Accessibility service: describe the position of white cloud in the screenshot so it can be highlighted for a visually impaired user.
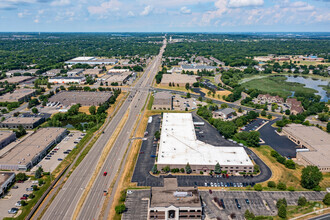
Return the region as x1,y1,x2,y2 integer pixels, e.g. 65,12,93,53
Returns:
88,0,121,15
0,0,37,9
34,18,39,23
228,0,264,8
202,0,228,24
180,6,191,14
51,0,70,6
128,11,134,16
140,5,152,16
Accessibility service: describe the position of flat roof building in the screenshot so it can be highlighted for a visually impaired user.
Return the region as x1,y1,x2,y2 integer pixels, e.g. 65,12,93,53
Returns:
65,57,118,65
0,172,15,196
48,91,113,106
0,117,45,129
48,77,85,84
213,108,236,119
282,124,330,172
67,69,84,77
6,69,39,77
0,89,36,103
153,92,173,110
161,74,199,87
43,69,61,77
157,113,253,173
99,71,132,84
0,131,16,150
82,68,102,76
0,128,67,171
149,178,202,220
0,76,34,84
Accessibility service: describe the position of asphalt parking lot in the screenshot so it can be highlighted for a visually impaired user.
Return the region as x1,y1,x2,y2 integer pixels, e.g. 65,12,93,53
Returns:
132,113,272,187
243,118,267,132
31,131,83,173
200,191,327,220
131,115,164,187
258,119,298,158
122,190,150,220
0,180,37,218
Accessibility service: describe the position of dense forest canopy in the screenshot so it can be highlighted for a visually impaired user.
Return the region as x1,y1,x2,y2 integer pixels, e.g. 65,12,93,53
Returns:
0,33,163,71
164,33,330,66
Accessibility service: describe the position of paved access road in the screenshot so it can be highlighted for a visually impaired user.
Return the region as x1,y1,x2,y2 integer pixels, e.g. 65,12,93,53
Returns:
77,40,166,220
42,40,166,220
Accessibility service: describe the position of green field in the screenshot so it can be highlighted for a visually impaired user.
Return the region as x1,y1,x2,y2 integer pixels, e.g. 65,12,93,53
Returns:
242,76,318,97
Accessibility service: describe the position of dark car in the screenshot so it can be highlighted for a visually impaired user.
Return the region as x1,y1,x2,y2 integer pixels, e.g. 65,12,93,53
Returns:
246,199,250,204
12,185,18,189
8,208,18,214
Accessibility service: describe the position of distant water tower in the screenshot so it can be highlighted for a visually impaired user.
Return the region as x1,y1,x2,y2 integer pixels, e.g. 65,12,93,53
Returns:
169,36,172,42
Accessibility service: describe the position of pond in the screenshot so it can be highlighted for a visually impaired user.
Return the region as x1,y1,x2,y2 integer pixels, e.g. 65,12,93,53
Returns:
285,76,329,102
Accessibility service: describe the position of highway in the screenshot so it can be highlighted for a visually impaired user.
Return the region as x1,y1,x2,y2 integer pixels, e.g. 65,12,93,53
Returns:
41,39,166,220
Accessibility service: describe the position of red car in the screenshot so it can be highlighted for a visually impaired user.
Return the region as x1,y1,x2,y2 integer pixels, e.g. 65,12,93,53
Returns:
20,196,27,200
103,172,107,176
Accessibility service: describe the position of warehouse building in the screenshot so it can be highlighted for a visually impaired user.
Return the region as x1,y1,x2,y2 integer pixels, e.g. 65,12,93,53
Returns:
0,117,45,129
82,68,102,76
48,76,85,84
0,89,36,103
0,131,16,150
0,128,67,171
5,69,39,77
0,172,15,196
65,57,118,65
181,64,217,73
0,76,34,84
282,124,330,172
67,69,84,77
153,92,173,110
149,178,202,220
157,113,253,173
48,91,113,106
99,71,132,84
160,74,200,87
43,69,61,77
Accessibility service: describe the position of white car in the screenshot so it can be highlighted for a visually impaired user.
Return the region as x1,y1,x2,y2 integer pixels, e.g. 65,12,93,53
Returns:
15,201,21,207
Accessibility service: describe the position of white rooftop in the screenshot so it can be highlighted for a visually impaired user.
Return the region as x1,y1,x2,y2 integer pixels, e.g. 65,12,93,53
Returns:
157,113,253,166
72,57,95,61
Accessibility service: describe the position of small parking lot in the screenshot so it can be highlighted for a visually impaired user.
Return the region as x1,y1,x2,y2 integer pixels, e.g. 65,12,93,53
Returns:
122,190,150,220
242,118,267,132
200,191,327,220
31,131,83,173
0,180,37,218
131,115,163,187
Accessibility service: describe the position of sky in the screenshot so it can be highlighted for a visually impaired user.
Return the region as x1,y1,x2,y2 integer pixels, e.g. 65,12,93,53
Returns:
0,0,329,32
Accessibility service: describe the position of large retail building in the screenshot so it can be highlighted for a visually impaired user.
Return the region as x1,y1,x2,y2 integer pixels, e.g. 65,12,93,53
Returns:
156,113,253,173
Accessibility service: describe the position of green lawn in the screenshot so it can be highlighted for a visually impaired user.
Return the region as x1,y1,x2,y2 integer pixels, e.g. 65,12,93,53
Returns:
242,76,317,97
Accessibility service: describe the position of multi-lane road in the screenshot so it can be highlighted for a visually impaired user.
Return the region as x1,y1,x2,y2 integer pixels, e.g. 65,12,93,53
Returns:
40,39,166,220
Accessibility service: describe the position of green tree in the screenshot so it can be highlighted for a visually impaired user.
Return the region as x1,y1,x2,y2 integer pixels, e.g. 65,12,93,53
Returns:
254,184,262,191
16,173,27,181
89,105,96,115
221,103,228,109
154,131,160,140
238,107,242,113
267,114,272,119
214,162,221,174
327,122,330,133
277,182,287,190
278,204,287,218
244,209,255,219
21,200,27,206
285,159,296,169
254,164,260,173
115,204,126,214
185,83,190,90
298,196,307,206
185,163,192,174
32,185,39,191
186,92,191,98
151,165,158,174
267,181,276,188
247,131,260,147
261,110,266,116
301,166,323,189
162,166,170,173
32,107,38,114
323,193,330,205
276,198,287,208
35,169,42,179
